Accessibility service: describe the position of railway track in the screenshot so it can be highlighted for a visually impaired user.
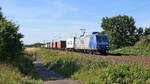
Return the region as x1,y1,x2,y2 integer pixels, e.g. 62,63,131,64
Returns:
101,55,150,66
48,49,150,67
82,52,150,67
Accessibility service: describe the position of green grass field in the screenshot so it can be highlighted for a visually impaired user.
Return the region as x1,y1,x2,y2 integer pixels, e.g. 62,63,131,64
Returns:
112,36,150,56
38,48,150,84
111,45,150,56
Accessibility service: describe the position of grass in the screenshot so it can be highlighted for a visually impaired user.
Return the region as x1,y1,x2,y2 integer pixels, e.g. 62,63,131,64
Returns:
0,64,42,84
37,48,150,84
111,45,150,56
38,48,108,78
0,48,42,84
111,36,150,56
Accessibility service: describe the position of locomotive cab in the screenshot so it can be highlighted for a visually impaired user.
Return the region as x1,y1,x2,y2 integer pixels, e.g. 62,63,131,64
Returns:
89,33,109,53
96,35,109,53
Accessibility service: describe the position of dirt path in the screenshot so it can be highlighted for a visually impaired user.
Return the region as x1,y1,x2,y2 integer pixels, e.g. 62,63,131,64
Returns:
33,55,81,84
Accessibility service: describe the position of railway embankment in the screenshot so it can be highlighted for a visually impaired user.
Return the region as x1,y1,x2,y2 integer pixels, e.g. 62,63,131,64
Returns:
36,48,150,84
111,35,150,56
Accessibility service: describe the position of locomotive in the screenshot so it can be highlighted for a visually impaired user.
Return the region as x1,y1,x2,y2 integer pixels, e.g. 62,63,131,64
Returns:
44,32,109,54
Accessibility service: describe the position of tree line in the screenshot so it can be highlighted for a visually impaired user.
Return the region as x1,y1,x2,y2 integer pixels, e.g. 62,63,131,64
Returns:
101,15,150,50
24,43,44,47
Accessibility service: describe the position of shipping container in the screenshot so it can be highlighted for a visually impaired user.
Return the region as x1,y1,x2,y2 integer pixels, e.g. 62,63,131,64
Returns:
47,42,49,48
53,41,58,49
49,42,52,48
66,38,75,49
51,41,54,48
48,42,51,48
75,35,91,50
45,43,48,48
57,41,66,49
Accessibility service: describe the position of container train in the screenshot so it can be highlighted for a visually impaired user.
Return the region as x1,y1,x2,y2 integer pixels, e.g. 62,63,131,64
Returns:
44,32,109,54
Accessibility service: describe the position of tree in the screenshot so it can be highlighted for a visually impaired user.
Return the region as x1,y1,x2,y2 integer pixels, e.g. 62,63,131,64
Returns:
137,27,143,36
101,15,138,49
0,8,23,61
144,27,150,36
0,7,2,18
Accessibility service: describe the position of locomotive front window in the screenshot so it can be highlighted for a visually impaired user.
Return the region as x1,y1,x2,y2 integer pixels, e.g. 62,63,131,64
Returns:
96,35,108,42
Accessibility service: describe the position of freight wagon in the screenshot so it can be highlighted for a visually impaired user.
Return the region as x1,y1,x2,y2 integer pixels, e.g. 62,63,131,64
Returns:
53,41,58,49
66,38,75,50
57,41,66,49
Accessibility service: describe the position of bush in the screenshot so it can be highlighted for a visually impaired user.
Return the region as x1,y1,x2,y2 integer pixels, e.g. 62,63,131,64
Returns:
0,8,23,61
0,9,41,83
96,64,150,84
0,48,42,83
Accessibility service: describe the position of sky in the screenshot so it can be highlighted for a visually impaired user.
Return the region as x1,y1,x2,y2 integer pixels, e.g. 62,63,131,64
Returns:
0,0,150,44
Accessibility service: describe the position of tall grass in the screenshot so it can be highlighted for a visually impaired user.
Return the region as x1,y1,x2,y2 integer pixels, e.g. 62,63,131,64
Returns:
111,45,150,56
38,48,150,84
112,35,150,56
0,48,42,84
0,64,42,84
38,49,109,78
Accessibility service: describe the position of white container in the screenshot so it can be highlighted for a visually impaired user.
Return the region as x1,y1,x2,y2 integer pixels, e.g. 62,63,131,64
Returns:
75,35,91,50
66,38,75,49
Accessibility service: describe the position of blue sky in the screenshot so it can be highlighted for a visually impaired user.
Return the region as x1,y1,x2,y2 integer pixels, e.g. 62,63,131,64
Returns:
0,0,150,44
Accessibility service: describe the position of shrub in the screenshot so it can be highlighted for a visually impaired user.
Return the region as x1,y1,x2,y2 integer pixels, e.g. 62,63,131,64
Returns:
0,8,23,61
96,63,150,84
